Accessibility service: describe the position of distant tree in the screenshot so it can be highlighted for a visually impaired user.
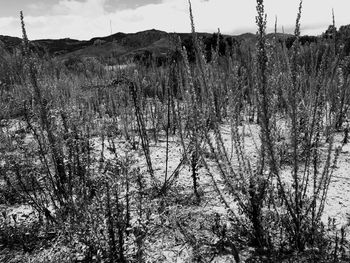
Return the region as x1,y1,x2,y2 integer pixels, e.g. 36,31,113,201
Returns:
64,56,85,72
211,33,225,53
283,35,318,49
133,50,153,67
169,49,183,64
338,25,350,39
93,39,106,46
155,55,167,67
225,37,238,56
203,33,238,62
182,37,196,63
337,25,350,55
322,24,337,39
299,35,318,45
342,37,350,56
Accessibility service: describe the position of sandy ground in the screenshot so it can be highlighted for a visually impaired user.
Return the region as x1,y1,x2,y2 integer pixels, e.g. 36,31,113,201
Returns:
1,119,350,262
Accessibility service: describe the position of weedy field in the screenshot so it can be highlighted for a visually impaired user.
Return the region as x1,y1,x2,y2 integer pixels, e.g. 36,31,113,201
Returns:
1,0,350,262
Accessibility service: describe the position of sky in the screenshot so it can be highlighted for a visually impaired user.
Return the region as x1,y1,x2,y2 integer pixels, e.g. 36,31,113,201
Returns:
0,0,349,40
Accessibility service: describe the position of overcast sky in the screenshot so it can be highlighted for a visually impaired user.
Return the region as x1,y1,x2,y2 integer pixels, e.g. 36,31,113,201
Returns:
0,0,349,40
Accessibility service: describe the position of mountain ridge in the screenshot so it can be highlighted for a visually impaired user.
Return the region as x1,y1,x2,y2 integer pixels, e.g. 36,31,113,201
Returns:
0,29,309,62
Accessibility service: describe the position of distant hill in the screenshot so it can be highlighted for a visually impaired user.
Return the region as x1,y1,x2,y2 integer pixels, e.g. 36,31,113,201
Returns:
0,29,316,63
0,35,22,53
0,30,176,61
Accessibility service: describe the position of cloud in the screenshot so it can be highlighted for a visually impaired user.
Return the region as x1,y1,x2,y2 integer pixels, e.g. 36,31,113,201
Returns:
1,0,349,40
104,0,163,12
51,0,107,16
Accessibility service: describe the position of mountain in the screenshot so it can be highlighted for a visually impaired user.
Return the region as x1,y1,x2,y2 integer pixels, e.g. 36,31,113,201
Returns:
0,29,308,63
63,29,172,61
0,29,175,60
